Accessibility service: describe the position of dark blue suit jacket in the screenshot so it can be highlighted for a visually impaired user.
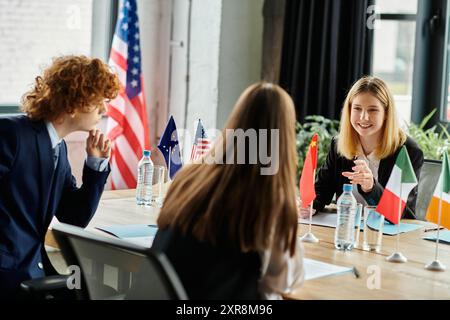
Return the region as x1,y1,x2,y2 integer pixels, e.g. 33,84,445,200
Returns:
0,115,110,297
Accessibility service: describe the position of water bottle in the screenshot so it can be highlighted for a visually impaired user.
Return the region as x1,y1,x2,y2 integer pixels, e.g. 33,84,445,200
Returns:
136,150,154,206
334,184,357,250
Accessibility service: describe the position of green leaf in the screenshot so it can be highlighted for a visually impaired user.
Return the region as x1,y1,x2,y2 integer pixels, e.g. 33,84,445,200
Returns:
419,109,436,129
438,123,450,140
296,117,339,182
405,109,449,160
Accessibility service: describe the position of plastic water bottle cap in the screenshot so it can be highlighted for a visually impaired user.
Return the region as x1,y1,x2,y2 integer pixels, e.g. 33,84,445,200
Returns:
143,150,151,157
343,184,353,192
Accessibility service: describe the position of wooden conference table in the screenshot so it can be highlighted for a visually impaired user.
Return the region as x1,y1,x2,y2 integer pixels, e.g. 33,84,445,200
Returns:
46,189,450,300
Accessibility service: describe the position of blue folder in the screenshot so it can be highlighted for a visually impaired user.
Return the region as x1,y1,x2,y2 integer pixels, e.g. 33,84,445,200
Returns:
96,224,158,238
359,213,423,235
423,230,450,244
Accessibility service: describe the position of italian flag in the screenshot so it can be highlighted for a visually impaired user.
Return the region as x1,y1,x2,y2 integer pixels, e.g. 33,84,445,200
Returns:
425,152,450,229
376,146,418,224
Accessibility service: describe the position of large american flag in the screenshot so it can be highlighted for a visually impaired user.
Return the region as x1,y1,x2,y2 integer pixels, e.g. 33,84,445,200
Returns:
190,119,211,161
106,0,150,190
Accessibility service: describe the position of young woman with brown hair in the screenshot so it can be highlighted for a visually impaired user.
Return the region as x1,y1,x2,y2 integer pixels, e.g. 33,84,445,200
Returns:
152,82,304,300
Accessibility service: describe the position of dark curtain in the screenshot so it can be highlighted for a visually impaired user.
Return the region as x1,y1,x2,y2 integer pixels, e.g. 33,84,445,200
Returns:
280,0,374,122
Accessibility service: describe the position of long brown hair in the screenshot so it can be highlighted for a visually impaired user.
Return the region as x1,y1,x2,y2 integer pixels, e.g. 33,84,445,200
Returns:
158,82,298,256
337,76,406,159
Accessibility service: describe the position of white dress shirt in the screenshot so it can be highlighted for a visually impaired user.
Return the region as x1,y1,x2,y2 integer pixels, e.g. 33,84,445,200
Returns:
352,150,380,205
258,238,304,300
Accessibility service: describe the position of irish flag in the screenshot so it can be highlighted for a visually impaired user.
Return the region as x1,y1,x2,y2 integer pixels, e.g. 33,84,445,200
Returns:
376,146,418,224
425,152,450,229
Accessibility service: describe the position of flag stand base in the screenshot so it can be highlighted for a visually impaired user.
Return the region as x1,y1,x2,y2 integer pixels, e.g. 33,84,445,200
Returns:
425,260,446,271
386,252,407,263
300,232,319,243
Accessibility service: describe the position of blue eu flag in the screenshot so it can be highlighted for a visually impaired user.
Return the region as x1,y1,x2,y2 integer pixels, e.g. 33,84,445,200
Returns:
157,116,183,179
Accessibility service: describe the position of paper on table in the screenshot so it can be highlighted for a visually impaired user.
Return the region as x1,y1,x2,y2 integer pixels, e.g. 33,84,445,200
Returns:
298,213,337,228
124,236,155,248
423,230,450,244
304,258,353,281
299,211,362,229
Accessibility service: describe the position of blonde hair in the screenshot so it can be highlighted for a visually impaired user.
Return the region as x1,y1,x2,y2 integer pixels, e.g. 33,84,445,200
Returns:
337,76,406,159
157,82,299,256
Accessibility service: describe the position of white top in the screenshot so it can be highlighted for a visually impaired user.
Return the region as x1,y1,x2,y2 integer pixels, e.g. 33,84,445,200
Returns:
258,239,304,300
352,150,380,205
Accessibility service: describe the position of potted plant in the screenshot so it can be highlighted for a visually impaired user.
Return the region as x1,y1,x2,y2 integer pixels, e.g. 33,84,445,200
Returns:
296,115,339,181
406,109,450,161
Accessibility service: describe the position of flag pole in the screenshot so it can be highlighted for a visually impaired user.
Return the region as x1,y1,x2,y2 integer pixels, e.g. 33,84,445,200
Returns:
310,168,316,234
168,146,172,181
300,168,319,243
396,181,401,252
386,170,407,263
308,168,315,234
425,188,447,271
435,192,443,261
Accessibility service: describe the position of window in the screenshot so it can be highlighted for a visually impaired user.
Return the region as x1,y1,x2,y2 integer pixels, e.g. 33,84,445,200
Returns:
443,6,450,122
0,0,115,113
372,0,418,125
410,0,449,125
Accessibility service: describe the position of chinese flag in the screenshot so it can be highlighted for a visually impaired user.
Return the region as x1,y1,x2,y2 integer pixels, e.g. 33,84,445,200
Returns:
300,134,318,208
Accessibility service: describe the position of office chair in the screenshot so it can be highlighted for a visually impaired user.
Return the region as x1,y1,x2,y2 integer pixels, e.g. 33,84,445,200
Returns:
22,223,188,300
415,159,442,221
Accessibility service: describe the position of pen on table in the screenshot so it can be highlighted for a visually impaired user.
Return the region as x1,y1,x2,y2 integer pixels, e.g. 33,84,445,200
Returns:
352,266,360,279
424,227,444,233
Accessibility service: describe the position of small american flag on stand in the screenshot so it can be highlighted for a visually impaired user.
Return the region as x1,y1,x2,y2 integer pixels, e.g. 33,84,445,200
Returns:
106,0,150,190
190,119,211,161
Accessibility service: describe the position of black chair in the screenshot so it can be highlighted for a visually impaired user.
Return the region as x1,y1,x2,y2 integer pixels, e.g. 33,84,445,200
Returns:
22,223,188,300
20,273,76,300
415,159,442,221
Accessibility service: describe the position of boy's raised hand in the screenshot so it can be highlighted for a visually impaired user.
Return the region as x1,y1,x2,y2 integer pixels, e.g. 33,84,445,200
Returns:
86,129,111,159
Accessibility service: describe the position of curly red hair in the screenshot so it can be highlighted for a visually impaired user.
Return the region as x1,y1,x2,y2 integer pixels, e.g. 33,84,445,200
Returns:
21,55,120,121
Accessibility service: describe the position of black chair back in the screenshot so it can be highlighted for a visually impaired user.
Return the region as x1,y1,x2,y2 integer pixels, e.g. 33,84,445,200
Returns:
52,223,188,300
416,159,442,220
